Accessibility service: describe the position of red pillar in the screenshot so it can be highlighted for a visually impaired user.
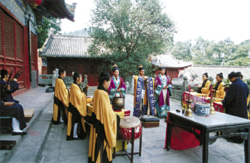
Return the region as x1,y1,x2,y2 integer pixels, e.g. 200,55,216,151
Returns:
23,26,31,89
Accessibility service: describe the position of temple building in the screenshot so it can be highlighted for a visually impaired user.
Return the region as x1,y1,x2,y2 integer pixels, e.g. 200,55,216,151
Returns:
0,0,76,95
39,35,103,86
151,53,193,78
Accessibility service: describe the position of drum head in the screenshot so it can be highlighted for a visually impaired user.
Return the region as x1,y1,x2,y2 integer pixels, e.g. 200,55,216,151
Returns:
120,116,141,128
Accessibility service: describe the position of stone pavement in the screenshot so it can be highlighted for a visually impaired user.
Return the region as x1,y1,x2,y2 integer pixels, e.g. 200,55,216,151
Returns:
0,86,54,163
40,94,246,163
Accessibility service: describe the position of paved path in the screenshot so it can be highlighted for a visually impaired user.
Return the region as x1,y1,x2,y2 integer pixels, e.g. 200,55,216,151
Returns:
40,95,246,163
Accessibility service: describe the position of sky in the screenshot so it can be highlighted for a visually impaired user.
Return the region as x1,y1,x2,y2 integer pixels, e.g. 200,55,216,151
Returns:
61,0,250,44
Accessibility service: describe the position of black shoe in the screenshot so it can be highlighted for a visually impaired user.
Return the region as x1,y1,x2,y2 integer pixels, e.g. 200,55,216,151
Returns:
12,131,27,136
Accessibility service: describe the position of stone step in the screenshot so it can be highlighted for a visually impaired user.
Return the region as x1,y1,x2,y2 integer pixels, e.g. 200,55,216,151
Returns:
0,87,54,163
6,101,54,163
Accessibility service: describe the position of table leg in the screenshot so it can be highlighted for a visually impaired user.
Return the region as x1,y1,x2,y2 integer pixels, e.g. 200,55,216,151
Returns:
244,127,250,163
202,131,209,163
139,126,142,157
166,122,172,151
131,127,135,163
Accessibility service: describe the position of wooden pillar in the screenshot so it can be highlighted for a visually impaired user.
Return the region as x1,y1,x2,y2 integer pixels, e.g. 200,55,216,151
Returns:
23,26,31,89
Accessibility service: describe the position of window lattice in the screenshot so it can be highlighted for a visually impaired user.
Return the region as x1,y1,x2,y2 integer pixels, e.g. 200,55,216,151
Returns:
0,10,3,56
3,14,15,58
16,23,23,60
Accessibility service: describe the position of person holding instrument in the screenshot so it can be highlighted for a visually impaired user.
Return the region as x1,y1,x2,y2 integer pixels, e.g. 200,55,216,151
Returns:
1,69,19,103
212,73,225,100
0,69,26,135
53,67,69,125
108,64,126,102
133,64,155,117
197,72,211,96
154,67,172,117
88,71,120,163
67,71,89,140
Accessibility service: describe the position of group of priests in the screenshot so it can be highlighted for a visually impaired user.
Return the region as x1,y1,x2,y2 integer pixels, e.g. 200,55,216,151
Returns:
52,64,249,162
197,71,249,120
52,64,173,163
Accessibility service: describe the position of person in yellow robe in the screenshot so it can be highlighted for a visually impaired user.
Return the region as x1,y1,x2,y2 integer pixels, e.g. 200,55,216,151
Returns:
88,71,120,163
213,73,225,100
53,67,69,125
67,71,89,140
198,72,211,96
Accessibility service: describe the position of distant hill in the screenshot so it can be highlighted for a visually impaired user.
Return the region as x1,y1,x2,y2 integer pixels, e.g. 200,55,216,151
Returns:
63,28,89,36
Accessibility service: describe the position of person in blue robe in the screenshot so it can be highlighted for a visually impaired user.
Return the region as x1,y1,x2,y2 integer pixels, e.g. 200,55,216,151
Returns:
223,71,249,119
0,69,26,135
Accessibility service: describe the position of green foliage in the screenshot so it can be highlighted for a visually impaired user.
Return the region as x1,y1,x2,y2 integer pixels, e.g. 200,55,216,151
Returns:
37,17,62,49
88,0,176,78
168,37,250,66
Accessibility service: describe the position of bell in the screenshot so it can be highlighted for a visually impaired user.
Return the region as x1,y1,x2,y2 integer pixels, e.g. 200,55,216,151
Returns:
209,99,216,115
184,101,193,117
112,92,125,111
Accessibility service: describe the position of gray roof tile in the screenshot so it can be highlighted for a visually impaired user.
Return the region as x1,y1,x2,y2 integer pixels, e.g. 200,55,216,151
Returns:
39,35,94,58
151,53,193,68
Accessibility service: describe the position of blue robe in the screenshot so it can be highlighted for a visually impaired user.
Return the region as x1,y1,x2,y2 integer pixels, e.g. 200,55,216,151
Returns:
0,80,26,129
0,80,19,103
222,78,249,119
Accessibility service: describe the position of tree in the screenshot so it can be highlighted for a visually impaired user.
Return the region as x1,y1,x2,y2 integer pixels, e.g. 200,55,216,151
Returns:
37,17,62,49
88,0,176,78
168,40,192,61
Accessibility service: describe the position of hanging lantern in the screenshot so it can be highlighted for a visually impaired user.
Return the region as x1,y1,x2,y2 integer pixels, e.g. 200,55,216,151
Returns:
26,0,42,7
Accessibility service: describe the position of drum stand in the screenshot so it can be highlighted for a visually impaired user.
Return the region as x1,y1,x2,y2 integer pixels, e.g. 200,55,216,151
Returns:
113,127,142,163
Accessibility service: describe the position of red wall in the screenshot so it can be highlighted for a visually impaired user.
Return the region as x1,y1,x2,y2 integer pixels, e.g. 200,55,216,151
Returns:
0,4,39,96
154,67,188,78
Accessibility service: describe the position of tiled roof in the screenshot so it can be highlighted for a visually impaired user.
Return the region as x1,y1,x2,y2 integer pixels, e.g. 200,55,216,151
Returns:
151,53,193,68
39,35,95,58
179,65,250,84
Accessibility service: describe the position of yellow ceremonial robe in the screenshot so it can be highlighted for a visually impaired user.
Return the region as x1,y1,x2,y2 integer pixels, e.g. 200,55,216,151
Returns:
88,89,117,163
53,78,69,124
201,80,211,96
67,83,87,140
214,82,226,100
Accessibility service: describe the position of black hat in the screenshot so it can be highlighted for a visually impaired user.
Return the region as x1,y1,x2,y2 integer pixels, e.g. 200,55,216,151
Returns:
203,73,208,77
73,71,81,82
236,72,243,78
217,72,223,79
228,71,238,79
112,64,119,72
1,69,8,78
138,64,144,71
73,71,80,78
158,66,165,70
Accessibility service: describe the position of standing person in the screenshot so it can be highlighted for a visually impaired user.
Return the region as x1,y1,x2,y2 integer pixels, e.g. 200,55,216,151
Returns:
88,71,120,163
223,72,249,119
53,67,69,125
67,71,89,140
237,72,243,80
154,67,172,117
108,64,126,103
0,70,27,135
198,73,211,96
213,73,226,100
133,64,155,117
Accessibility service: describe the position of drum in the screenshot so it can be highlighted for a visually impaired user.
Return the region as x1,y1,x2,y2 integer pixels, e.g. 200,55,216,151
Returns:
119,116,142,141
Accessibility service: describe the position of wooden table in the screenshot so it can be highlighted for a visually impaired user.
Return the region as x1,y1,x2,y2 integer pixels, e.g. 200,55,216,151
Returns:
166,111,250,163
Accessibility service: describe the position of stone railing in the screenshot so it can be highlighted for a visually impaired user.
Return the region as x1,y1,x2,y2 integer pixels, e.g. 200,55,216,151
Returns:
38,68,88,88
38,74,53,85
